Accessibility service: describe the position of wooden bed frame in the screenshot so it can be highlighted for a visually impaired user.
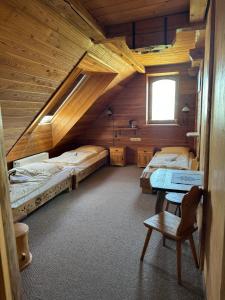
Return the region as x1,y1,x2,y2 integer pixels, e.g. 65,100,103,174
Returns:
140,156,198,194
12,177,72,221
12,153,108,221
72,156,108,189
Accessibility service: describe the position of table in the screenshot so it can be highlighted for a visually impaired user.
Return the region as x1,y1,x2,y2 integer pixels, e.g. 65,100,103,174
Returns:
150,168,204,213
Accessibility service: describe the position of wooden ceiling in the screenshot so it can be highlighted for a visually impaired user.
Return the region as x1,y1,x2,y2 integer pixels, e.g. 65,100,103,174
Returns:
82,0,189,26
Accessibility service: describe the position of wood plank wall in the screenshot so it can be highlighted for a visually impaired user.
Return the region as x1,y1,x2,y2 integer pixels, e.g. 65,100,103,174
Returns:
106,12,190,49
0,0,135,161
0,0,91,153
57,63,197,164
202,0,225,299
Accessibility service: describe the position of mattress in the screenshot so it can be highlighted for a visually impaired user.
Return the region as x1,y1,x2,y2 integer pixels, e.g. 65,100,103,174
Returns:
73,150,108,171
45,151,96,165
45,150,108,175
149,151,190,170
11,167,73,208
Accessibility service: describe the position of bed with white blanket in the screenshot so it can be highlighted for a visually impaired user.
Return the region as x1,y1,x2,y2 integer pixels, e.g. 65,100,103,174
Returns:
44,145,109,188
10,153,73,221
140,147,197,194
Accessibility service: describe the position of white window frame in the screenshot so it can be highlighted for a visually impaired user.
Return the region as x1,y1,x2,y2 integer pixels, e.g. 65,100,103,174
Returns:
147,75,179,125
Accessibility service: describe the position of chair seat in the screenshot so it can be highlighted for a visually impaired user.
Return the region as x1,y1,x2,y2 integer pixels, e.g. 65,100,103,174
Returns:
165,192,185,205
144,211,181,238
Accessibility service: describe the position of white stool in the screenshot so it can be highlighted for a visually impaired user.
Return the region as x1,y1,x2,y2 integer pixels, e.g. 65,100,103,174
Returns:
165,193,186,217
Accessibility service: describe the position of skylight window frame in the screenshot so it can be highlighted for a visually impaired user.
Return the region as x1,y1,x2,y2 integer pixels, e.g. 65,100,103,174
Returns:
146,75,179,125
38,73,88,125
51,73,88,120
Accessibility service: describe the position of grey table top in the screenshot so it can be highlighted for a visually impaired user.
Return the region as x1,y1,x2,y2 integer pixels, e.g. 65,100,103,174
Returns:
150,168,204,193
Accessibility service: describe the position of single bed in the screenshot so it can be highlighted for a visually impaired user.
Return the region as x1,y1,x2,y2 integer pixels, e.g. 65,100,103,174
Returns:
140,147,198,194
44,145,109,188
10,153,73,221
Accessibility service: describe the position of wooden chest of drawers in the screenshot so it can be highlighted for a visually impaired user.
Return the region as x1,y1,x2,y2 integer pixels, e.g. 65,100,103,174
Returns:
137,147,153,167
110,146,126,166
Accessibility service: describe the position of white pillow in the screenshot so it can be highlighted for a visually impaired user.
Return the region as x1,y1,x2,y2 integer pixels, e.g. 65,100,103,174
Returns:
74,145,105,154
11,162,63,177
160,147,190,155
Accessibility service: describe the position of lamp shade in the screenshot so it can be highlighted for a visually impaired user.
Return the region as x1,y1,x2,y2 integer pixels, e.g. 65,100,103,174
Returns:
181,104,190,112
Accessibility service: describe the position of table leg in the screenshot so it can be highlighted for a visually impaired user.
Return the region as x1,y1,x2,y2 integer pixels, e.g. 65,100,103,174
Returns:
155,190,166,214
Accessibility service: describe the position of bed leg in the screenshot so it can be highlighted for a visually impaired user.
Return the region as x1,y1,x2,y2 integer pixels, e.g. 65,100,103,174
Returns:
72,175,78,190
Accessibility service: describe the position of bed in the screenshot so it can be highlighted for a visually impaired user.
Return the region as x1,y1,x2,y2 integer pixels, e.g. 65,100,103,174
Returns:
11,146,108,220
10,153,73,221
140,147,198,194
44,145,109,188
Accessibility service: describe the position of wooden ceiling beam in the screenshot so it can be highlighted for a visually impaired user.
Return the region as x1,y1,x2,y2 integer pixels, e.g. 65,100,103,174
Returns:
189,47,205,67
98,37,145,73
190,0,208,23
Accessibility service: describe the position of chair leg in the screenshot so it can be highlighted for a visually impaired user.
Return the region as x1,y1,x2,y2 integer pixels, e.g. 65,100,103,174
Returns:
189,235,199,268
165,201,169,211
178,206,181,217
176,241,182,284
175,205,178,215
140,228,153,261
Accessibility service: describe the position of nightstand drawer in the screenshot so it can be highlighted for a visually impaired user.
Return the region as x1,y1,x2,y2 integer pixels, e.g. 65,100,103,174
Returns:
110,147,126,166
137,147,153,168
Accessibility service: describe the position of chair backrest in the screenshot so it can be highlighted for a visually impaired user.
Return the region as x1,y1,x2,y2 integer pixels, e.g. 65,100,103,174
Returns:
176,186,203,236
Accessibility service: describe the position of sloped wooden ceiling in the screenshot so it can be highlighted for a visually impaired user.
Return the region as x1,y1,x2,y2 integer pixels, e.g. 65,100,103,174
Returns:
1,0,138,159
82,0,189,25
2,0,207,162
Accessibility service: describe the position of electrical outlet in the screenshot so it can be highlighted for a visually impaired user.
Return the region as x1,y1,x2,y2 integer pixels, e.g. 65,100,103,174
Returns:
130,137,142,142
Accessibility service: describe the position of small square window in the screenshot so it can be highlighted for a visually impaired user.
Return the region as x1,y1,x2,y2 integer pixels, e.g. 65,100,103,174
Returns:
147,76,178,124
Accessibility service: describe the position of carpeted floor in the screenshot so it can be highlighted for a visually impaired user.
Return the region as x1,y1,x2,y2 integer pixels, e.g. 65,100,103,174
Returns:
22,165,204,300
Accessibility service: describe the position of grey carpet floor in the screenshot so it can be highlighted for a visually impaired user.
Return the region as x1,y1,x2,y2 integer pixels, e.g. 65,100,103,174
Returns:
22,165,204,300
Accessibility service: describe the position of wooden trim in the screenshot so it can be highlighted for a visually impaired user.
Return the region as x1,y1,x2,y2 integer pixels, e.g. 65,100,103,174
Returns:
98,37,145,73
0,107,21,299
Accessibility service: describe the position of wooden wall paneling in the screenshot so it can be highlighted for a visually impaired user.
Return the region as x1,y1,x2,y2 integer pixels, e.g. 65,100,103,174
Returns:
41,0,105,41
60,64,197,164
0,108,21,299
51,74,134,155
83,0,189,26
0,0,137,157
203,0,225,299
106,12,190,50
0,0,92,153
52,73,117,146
4,0,92,51
7,124,53,162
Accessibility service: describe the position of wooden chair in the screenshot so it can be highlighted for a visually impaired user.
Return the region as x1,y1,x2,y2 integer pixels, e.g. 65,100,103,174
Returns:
140,186,203,284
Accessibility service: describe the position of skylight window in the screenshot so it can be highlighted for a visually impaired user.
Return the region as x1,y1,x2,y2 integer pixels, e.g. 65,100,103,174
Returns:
39,73,88,125
147,76,178,124
39,115,53,124
49,73,88,116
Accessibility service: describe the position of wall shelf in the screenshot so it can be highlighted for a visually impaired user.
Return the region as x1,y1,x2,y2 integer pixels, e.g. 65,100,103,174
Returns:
115,127,138,136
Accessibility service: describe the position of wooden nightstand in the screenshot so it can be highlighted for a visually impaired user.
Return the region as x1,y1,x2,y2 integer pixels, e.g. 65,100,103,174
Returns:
137,147,153,167
110,146,126,166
